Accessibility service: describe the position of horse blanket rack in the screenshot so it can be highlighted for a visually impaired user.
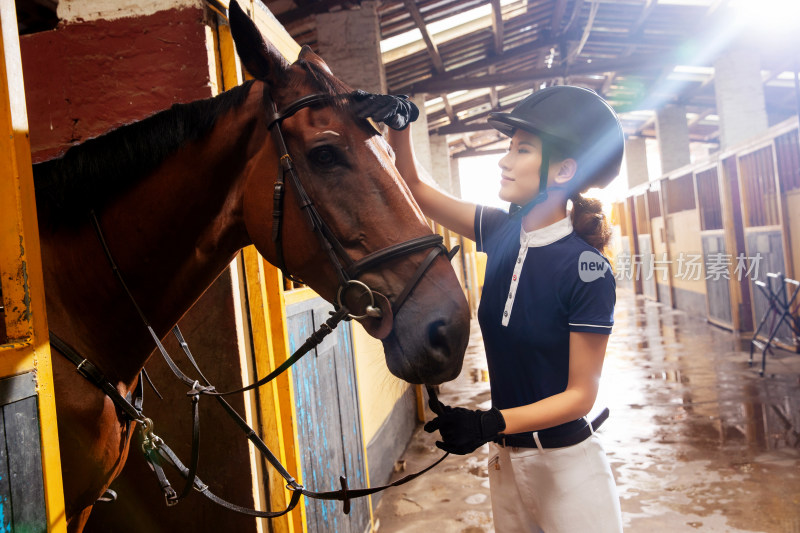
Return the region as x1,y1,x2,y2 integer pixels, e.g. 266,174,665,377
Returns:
749,272,800,376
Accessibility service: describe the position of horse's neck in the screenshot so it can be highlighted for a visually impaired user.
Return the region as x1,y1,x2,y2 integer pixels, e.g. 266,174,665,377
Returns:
47,95,270,384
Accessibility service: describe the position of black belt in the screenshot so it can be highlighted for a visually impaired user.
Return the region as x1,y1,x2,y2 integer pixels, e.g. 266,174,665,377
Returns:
495,408,609,449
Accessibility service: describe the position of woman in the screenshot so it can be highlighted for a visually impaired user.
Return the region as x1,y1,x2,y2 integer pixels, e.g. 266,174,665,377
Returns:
357,85,625,532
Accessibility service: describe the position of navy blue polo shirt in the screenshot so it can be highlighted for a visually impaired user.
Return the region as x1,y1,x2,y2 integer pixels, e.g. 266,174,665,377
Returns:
475,205,616,411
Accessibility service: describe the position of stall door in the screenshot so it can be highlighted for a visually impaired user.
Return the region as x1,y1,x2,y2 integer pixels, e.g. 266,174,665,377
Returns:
639,235,657,300
696,167,733,328
739,146,793,341
702,234,733,326
746,231,793,341
286,297,369,533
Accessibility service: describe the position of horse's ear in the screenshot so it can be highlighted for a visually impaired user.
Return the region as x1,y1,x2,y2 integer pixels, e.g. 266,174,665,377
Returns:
229,0,290,82
297,45,332,75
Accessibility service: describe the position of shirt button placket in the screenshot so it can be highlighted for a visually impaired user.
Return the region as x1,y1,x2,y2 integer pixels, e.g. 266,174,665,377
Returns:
503,242,527,326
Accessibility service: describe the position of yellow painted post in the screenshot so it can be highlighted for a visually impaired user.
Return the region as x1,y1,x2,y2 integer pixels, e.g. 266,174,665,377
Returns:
211,9,306,532
242,248,305,533
261,258,307,533
0,0,66,529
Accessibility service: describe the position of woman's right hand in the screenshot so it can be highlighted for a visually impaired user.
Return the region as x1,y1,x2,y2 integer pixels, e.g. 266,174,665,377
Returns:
387,127,478,240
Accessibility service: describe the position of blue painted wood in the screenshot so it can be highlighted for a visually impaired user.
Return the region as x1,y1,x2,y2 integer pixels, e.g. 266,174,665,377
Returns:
287,298,369,533
0,404,11,533
0,373,46,533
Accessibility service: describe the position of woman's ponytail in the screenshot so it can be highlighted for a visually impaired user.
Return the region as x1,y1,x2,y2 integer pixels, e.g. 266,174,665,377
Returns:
571,194,611,252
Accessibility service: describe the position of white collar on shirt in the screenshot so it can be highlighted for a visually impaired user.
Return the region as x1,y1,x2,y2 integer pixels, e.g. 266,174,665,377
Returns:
519,214,573,247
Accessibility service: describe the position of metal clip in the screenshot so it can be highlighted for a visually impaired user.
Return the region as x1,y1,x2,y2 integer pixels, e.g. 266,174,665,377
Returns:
140,417,164,452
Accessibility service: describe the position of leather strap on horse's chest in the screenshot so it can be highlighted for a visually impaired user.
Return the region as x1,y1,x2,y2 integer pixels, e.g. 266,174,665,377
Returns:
49,332,144,423
146,384,449,516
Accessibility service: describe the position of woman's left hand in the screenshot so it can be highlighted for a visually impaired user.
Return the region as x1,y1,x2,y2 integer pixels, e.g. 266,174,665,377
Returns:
424,401,506,455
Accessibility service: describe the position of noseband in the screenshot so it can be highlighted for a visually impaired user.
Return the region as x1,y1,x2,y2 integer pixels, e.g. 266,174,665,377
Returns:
265,90,458,321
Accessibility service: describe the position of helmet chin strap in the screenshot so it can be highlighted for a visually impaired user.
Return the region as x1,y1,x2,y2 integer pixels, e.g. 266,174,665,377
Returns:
510,142,553,217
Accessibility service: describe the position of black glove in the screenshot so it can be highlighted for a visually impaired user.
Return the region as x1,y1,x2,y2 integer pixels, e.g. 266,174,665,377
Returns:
424,399,506,455
351,90,419,130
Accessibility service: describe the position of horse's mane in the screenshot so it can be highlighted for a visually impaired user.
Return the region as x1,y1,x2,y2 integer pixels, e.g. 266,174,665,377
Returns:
33,80,256,226
35,59,358,228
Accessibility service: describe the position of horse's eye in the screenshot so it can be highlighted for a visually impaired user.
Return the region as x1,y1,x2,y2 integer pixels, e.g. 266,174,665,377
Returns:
309,146,338,167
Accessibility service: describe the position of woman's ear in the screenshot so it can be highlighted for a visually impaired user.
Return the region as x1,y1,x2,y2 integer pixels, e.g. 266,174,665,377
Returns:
553,158,578,185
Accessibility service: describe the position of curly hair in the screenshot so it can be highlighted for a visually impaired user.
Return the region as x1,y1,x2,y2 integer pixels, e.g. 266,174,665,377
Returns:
571,194,611,252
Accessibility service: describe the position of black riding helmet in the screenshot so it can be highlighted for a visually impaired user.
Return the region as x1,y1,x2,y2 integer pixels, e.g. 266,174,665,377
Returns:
487,85,624,214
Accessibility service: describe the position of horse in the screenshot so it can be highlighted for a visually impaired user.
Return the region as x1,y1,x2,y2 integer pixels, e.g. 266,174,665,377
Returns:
32,3,469,530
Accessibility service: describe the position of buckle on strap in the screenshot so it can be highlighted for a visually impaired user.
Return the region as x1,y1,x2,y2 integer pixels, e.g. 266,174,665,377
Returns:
164,486,179,507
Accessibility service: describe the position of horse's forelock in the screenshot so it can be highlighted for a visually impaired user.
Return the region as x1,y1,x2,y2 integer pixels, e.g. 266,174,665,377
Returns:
293,59,353,111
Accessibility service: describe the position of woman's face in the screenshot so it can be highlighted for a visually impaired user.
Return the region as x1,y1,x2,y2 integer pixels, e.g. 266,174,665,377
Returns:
497,130,553,205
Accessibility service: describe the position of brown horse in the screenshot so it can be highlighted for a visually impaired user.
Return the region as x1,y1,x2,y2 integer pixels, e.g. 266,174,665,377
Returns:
33,3,469,530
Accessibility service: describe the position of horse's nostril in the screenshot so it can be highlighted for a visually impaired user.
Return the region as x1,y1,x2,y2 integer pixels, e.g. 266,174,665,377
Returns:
427,319,451,360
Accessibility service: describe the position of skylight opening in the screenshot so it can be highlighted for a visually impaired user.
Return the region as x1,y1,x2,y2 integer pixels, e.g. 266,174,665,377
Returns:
673,65,714,75
656,0,714,6
380,0,523,54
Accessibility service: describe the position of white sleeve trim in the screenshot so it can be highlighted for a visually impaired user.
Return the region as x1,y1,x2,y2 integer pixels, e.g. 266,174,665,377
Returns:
478,205,485,251
568,323,612,329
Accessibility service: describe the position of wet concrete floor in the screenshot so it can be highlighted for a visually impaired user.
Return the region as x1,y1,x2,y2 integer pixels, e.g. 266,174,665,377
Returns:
373,289,800,532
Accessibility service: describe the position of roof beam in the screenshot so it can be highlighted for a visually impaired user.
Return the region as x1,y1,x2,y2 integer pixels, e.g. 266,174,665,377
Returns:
410,52,669,94
488,66,499,109
562,0,585,35
688,108,714,126
490,0,504,55
634,115,656,136
403,0,445,73
629,0,657,36
441,94,457,124
601,71,617,96
274,0,347,25
453,147,507,158
437,121,497,134
391,34,561,92
549,0,569,36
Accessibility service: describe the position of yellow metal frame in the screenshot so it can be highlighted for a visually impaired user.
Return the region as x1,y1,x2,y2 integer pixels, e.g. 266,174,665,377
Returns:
0,0,66,529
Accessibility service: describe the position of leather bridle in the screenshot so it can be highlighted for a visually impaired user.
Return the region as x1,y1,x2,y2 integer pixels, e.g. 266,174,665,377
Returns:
51,88,455,518
265,89,458,322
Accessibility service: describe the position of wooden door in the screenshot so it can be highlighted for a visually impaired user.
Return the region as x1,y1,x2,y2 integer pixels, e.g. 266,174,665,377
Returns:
286,297,369,533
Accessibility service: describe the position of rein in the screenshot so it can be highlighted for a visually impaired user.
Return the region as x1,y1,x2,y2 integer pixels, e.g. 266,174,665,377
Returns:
51,89,455,517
